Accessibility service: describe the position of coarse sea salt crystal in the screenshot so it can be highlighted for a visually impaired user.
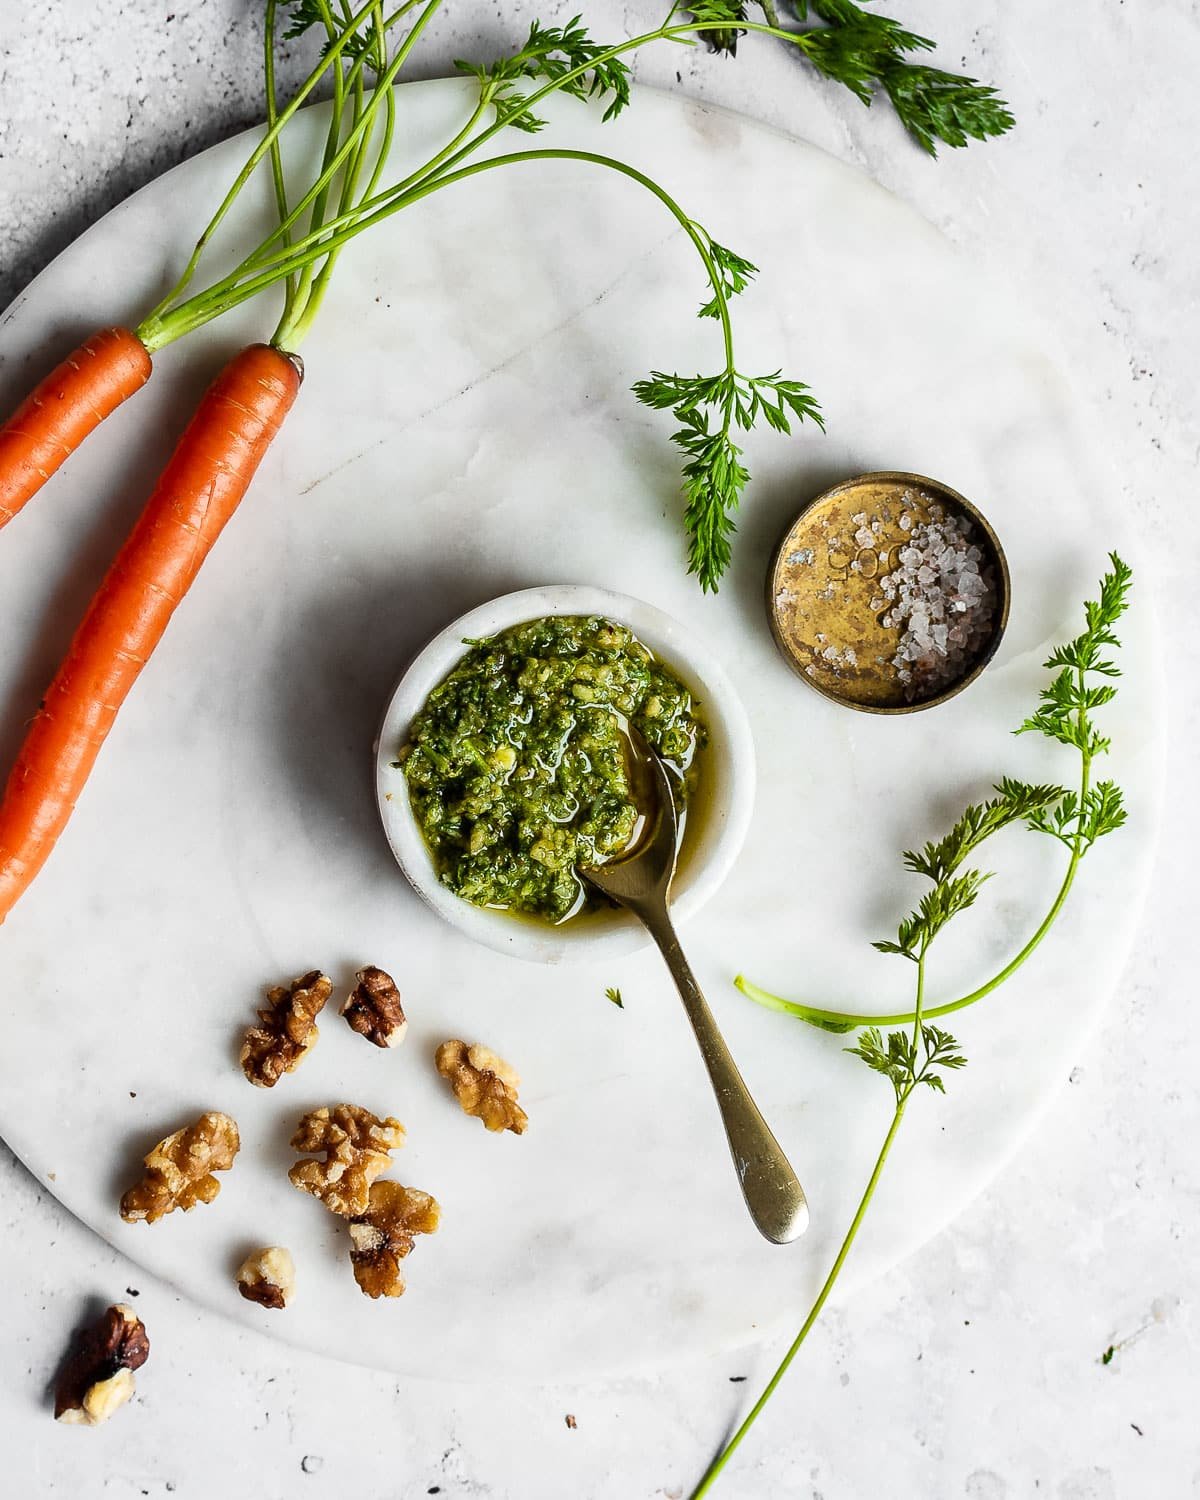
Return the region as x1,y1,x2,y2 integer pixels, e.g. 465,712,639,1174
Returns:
868,506,997,702
787,547,815,566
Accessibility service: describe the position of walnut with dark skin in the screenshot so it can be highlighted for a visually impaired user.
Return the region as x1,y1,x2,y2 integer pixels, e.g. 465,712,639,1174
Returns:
55,1304,149,1425
288,1103,405,1217
119,1111,240,1224
347,1181,440,1298
236,1247,296,1309
240,970,332,1087
342,966,408,1048
435,1040,528,1135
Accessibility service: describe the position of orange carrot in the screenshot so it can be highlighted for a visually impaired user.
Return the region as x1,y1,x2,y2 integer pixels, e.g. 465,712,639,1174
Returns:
0,328,152,528
0,343,301,922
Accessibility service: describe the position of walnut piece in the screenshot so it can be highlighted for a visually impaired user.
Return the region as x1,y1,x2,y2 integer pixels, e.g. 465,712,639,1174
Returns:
236,1246,296,1310
347,1181,440,1298
288,1104,405,1216
240,970,332,1087
120,1111,240,1224
435,1040,528,1135
342,965,408,1048
55,1304,149,1426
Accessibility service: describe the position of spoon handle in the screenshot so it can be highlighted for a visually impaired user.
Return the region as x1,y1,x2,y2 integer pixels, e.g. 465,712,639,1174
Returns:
643,907,809,1245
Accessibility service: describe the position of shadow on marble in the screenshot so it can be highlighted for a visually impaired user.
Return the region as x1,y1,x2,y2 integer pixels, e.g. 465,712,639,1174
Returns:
261,560,537,866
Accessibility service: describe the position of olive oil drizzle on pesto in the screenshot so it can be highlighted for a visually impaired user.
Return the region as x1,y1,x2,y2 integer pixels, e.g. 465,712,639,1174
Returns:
400,616,706,923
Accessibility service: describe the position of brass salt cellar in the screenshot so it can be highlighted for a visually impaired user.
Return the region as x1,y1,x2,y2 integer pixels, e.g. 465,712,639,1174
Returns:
767,471,1010,714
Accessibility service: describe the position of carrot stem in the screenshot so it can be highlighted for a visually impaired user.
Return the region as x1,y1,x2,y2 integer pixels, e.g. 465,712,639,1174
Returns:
139,0,385,329
263,0,297,307
298,1,393,336
273,0,443,348
277,1,396,348
289,0,348,323
238,0,429,274
147,143,726,349
137,9,874,355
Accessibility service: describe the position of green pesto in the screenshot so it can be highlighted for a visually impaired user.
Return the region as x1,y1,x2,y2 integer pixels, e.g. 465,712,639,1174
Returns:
400,616,705,923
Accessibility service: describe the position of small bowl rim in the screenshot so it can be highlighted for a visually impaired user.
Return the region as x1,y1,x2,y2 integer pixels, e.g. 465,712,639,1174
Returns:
374,585,757,964
767,470,1011,715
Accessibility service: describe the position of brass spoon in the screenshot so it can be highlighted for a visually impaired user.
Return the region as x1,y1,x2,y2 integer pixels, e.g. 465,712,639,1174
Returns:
583,741,809,1245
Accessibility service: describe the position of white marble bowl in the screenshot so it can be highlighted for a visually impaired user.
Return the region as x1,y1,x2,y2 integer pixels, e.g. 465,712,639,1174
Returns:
374,585,756,963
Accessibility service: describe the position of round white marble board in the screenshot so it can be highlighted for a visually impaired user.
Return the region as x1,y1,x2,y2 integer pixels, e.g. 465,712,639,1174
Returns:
0,80,1160,1380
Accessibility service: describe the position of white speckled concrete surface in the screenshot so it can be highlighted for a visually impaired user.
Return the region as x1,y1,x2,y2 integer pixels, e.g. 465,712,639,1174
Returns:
2,3,1197,1496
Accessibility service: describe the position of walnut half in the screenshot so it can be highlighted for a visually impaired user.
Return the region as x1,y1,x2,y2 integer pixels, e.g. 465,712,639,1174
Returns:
288,1104,405,1217
55,1304,149,1426
342,966,408,1048
120,1111,240,1224
236,1247,296,1310
435,1040,528,1135
347,1181,440,1298
240,970,332,1087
